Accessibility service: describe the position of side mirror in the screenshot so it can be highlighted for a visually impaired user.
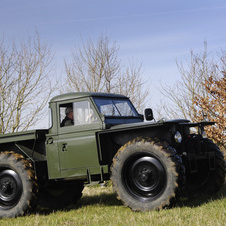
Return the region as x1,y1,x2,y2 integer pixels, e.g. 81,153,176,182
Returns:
144,108,154,121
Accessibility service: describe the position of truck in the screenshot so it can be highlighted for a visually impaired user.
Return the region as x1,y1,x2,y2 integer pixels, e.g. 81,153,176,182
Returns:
0,92,225,218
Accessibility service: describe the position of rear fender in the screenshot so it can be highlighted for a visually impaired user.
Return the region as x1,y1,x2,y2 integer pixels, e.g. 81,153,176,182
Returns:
0,143,48,183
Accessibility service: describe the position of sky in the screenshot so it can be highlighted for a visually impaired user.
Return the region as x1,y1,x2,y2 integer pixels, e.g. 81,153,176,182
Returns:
1,0,226,115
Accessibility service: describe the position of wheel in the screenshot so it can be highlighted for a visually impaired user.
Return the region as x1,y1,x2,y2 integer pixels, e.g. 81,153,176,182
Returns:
38,180,84,209
111,138,185,211
0,151,38,218
186,139,225,194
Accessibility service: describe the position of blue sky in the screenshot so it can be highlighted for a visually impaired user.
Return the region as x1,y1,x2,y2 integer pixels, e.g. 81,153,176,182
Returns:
1,0,226,110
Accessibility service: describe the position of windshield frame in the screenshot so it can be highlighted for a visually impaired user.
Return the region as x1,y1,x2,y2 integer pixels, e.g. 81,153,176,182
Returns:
93,97,140,118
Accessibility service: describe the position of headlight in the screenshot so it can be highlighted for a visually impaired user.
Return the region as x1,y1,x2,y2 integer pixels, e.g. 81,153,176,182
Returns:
174,131,182,144
201,130,207,138
198,126,207,138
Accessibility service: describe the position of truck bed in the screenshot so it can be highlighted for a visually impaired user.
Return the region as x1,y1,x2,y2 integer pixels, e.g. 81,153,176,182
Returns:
0,129,48,144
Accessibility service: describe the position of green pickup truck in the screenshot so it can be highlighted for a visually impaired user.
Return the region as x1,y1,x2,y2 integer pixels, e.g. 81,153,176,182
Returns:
0,92,225,218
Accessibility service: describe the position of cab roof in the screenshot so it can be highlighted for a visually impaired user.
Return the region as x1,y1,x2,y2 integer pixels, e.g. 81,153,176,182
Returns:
49,92,128,103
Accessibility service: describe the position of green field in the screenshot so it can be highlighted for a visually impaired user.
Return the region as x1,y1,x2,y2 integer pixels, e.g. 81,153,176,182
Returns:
1,182,225,226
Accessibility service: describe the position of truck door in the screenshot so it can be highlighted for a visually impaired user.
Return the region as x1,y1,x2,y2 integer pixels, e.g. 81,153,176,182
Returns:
57,98,102,172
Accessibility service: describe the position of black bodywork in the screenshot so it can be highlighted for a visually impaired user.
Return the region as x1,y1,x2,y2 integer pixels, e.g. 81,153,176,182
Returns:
97,119,216,176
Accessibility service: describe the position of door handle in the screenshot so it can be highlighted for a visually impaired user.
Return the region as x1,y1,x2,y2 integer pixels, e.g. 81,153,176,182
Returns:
62,143,67,152
47,137,53,144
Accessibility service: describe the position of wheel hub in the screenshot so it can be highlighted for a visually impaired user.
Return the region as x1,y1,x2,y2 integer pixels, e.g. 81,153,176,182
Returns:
139,167,154,184
0,180,14,195
124,155,167,201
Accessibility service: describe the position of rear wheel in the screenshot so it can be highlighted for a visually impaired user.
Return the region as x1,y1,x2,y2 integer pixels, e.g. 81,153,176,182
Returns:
111,138,185,211
0,152,38,218
38,180,84,209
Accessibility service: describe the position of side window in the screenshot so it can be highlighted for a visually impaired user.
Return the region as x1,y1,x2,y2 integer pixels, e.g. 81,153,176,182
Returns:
60,103,74,127
60,100,98,127
73,100,98,125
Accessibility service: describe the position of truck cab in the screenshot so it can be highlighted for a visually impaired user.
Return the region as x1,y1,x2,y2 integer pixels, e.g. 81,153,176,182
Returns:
46,92,143,181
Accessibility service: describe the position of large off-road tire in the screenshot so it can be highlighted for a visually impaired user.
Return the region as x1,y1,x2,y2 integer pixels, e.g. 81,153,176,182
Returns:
38,180,84,209
111,138,185,211
0,151,38,218
186,138,225,194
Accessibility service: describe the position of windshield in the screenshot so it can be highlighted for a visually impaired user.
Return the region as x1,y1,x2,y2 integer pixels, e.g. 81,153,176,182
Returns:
93,98,138,117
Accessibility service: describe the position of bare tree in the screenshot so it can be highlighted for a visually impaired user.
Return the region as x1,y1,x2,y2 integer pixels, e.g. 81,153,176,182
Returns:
65,35,120,93
0,32,54,133
116,61,148,111
159,43,225,120
64,35,148,112
159,43,226,151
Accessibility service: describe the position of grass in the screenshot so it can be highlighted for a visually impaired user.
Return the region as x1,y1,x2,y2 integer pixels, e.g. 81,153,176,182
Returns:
0,183,225,226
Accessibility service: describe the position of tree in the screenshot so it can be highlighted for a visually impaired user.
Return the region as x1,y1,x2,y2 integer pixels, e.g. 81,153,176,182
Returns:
195,74,226,150
160,43,212,119
0,32,54,133
64,35,148,112
160,43,226,150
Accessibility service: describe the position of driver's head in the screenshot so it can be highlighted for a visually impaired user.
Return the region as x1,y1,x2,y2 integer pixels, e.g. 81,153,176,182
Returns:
65,107,73,119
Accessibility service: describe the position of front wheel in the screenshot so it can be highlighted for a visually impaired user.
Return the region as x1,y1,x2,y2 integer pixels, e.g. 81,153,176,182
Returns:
111,138,185,211
186,139,225,194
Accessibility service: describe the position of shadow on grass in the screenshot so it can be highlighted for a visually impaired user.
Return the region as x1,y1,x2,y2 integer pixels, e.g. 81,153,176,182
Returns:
79,192,121,207
35,191,122,216
176,183,226,208
35,183,226,216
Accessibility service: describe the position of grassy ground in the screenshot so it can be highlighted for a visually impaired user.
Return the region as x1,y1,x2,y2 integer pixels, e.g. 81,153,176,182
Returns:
1,182,225,226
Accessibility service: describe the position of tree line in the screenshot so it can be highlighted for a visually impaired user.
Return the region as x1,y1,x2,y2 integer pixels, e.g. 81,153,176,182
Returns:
160,42,225,150
0,32,225,151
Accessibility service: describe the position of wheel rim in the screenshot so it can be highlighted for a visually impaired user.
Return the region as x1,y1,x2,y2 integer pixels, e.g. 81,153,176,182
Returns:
0,169,23,210
122,154,167,202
